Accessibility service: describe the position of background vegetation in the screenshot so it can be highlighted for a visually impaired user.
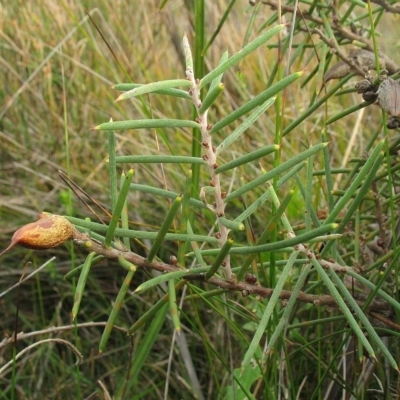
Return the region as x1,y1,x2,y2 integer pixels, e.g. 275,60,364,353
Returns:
0,1,399,399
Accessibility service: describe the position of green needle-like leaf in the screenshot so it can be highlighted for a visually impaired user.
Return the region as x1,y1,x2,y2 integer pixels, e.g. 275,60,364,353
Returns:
94,119,200,131
226,143,328,201
326,101,372,125
67,216,218,244
135,266,209,293
115,79,191,101
199,24,285,89
168,279,181,333
188,224,336,256
216,98,275,156
211,72,302,134
99,260,137,353
327,268,398,369
113,83,191,99
130,184,207,209
242,249,300,368
323,141,384,226
215,144,278,173
218,217,245,231
204,238,234,280
115,155,205,165
236,188,295,281
105,169,134,247
311,259,376,360
198,83,224,114
147,196,183,262
108,129,118,212
72,251,96,320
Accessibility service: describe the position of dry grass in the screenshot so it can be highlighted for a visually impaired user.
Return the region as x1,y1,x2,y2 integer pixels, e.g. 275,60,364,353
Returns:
1,1,400,399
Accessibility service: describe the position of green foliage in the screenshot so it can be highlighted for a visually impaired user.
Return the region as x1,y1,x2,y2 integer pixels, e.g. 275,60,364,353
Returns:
1,1,400,399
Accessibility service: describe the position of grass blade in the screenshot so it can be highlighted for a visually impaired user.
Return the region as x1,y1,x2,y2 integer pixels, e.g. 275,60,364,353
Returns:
147,196,182,262
72,251,96,320
200,24,285,89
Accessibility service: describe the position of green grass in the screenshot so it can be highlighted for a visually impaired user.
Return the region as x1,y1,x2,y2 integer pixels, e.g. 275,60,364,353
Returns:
1,1,400,399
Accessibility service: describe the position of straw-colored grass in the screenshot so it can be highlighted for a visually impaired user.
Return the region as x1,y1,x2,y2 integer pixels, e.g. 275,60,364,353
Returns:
1,1,400,399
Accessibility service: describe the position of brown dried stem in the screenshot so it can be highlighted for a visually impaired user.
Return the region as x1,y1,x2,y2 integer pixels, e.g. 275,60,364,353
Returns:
252,0,400,74
72,230,399,331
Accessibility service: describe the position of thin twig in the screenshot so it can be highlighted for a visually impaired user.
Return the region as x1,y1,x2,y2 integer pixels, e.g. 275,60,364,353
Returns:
72,230,398,330
0,338,83,376
0,322,128,350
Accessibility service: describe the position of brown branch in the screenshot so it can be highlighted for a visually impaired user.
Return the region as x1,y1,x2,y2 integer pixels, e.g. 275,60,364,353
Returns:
72,230,399,332
0,322,127,350
369,0,400,14
252,0,400,75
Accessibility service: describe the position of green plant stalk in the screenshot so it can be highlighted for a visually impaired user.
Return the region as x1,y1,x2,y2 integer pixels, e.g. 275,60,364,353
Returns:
178,170,193,265
226,143,327,201
241,249,301,368
198,83,224,114
168,279,181,333
204,238,234,281
215,144,278,174
305,157,313,231
216,98,276,156
211,72,302,134
108,129,118,213
200,24,285,89
366,0,380,74
99,184,136,353
99,260,137,353
283,74,354,136
147,196,182,262
202,0,236,55
267,263,313,350
94,119,201,131
105,169,134,247
321,146,384,256
355,208,360,262
187,220,206,267
127,280,187,334
267,182,293,234
342,128,381,188
347,266,400,314
191,0,206,203
115,79,191,101
72,251,96,319
322,141,384,226
327,268,398,370
115,155,205,164
321,128,335,212
311,258,376,360
120,174,131,251
120,303,170,396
